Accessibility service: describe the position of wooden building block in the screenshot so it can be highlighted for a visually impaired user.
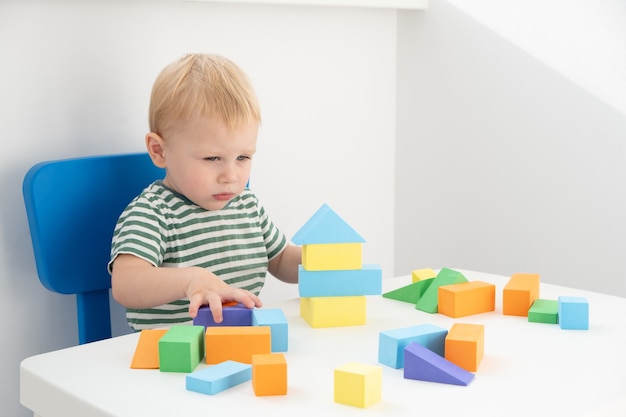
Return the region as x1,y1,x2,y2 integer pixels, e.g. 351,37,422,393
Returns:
158,325,205,373
444,323,484,372
302,242,362,271
378,323,448,369
186,360,252,395
130,329,168,369
334,362,382,408
528,299,559,324
404,342,474,386
193,302,252,328
252,308,288,352
300,296,366,328
503,273,540,316
252,353,288,396
438,281,496,318
291,203,365,245
415,268,468,314
382,278,433,304
412,268,437,283
558,296,589,330
205,326,271,364
298,264,382,297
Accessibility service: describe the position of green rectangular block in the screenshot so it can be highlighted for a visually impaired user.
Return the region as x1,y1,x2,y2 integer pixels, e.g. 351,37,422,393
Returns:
159,325,205,373
528,299,559,324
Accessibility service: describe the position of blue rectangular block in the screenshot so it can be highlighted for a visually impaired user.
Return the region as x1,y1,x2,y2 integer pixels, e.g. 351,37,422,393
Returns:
378,324,448,369
558,296,589,330
186,360,252,395
298,264,382,297
252,308,288,352
193,303,252,328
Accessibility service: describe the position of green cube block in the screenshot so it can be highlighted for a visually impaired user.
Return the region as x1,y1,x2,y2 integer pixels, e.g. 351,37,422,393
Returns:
528,299,559,324
159,325,205,373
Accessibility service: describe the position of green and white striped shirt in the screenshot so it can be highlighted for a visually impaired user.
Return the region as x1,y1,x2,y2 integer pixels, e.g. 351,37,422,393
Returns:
108,181,287,331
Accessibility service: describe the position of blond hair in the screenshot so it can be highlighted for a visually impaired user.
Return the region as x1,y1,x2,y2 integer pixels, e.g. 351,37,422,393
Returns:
148,53,261,136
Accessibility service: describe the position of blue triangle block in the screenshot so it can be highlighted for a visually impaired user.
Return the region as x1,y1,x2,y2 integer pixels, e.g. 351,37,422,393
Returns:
403,342,474,386
291,203,365,244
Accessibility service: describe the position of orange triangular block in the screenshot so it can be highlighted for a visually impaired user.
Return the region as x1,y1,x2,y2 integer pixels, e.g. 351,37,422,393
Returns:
130,329,168,369
382,278,434,304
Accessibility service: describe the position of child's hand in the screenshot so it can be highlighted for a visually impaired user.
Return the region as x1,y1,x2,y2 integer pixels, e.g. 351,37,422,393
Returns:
185,269,262,323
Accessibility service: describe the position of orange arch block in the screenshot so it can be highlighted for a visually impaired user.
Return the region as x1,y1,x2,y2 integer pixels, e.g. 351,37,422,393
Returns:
438,281,495,318
503,273,540,316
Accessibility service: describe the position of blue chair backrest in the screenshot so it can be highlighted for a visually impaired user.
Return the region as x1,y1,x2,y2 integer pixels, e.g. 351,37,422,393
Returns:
22,153,165,344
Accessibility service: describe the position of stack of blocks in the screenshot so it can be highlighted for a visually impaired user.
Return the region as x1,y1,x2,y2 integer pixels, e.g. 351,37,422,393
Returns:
292,203,383,328
130,303,290,396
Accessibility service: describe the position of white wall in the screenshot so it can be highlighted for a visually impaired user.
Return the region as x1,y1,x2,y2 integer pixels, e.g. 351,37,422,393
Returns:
396,0,626,298
1,2,397,416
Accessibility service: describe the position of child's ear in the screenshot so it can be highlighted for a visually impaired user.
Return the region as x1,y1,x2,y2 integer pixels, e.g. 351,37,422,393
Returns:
145,132,167,168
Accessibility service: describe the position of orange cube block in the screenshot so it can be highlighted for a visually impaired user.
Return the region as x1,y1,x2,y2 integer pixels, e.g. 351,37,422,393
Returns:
205,326,271,364
252,353,287,396
445,323,484,372
438,281,496,318
503,273,540,316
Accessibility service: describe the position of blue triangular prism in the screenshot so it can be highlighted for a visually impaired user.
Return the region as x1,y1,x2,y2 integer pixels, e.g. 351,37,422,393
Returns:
292,203,365,244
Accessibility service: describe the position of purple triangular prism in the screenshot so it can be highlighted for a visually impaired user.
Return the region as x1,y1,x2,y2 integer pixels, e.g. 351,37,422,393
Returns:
403,342,474,386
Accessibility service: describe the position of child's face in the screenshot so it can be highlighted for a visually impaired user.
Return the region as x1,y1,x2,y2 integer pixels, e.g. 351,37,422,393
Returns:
159,114,258,211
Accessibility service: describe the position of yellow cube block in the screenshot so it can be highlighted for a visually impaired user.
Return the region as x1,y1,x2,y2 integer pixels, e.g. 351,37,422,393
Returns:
302,243,362,271
300,296,366,328
411,268,437,283
334,362,382,408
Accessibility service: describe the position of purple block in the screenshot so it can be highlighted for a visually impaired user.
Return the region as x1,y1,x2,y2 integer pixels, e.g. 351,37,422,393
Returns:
193,303,252,328
403,342,474,386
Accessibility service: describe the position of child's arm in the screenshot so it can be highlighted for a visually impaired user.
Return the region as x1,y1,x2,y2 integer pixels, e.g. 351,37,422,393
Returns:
268,244,301,284
110,254,262,323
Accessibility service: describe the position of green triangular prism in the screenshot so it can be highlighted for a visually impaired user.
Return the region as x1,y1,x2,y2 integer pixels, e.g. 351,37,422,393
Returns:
383,278,434,304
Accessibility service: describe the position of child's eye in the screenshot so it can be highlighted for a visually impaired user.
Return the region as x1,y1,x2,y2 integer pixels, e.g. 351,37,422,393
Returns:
237,155,251,161
204,156,219,162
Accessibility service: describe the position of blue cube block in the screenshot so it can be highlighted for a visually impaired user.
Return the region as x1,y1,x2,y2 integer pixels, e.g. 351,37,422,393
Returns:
558,296,589,330
186,360,252,395
252,308,288,352
378,324,448,369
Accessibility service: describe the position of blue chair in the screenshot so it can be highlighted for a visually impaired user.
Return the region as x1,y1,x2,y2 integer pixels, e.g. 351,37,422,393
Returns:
22,153,165,344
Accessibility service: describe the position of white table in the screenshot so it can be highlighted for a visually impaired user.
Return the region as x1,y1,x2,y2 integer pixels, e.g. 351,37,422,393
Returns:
20,270,626,417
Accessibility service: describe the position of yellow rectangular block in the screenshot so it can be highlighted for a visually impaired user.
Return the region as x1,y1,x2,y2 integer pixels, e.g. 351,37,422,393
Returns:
411,268,437,283
503,273,540,316
302,243,362,271
445,323,484,372
334,362,382,408
300,296,366,328
205,326,271,364
252,353,287,396
438,281,496,318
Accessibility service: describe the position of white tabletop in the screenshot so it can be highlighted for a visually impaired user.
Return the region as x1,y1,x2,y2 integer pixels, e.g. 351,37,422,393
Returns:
20,270,626,417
